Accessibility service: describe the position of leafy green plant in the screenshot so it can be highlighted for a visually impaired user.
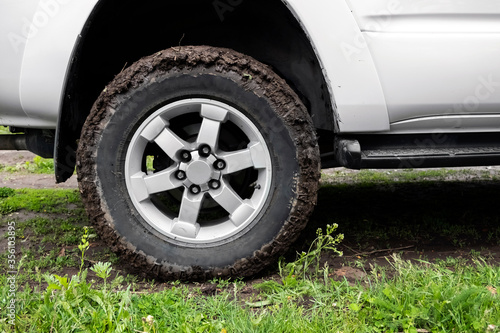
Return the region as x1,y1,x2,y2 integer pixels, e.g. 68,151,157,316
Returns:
38,269,132,332
91,261,112,290
359,255,500,332
2,253,499,333
0,187,16,214
24,156,54,174
0,155,54,174
16,227,133,332
1,170,499,332
146,155,155,172
255,224,344,305
282,224,344,280
0,187,15,198
78,226,90,274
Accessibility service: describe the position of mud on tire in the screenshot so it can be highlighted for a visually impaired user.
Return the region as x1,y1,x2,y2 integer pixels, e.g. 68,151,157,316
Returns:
76,46,320,280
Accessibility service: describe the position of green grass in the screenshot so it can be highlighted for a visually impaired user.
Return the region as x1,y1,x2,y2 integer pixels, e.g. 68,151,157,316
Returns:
1,248,499,332
1,167,499,332
0,188,88,287
0,188,81,215
0,155,55,174
322,168,499,185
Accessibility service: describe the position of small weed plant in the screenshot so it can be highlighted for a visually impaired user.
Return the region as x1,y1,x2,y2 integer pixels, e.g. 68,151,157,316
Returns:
282,224,344,280
0,156,54,174
30,228,132,332
255,224,344,304
25,156,54,174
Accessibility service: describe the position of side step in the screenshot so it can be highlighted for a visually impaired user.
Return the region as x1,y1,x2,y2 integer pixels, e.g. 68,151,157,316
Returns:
335,133,500,169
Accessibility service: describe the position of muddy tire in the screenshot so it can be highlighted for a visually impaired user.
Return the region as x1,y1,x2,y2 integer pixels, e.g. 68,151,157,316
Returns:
76,46,320,280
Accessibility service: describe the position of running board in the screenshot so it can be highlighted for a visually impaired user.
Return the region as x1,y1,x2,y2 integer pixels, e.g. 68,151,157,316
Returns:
335,134,500,169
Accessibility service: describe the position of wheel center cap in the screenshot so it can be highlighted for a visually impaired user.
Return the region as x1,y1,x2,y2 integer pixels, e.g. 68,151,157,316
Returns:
186,160,212,185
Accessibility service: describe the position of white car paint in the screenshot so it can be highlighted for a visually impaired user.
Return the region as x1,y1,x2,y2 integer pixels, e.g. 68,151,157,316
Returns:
0,0,38,126
1,0,499,134
285,0,391,133
347,0,500,133
0,0,98,129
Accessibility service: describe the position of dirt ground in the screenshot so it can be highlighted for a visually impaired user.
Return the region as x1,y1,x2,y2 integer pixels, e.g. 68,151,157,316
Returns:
1,150,499,285
0,151,78,189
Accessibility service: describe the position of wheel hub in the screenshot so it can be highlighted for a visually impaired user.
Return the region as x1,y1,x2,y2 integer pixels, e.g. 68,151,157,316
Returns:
186,160,212,185
177,150,222,192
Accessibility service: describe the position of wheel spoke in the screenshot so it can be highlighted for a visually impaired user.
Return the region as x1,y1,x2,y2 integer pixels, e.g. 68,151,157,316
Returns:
171,192,203,238
144,167,183,194
219,142,267,174
129,167,183,202
197,104,229,149
210,181,255,226
144,120,190,161
155,127,190,161
141,117,167,141
218,149,253,174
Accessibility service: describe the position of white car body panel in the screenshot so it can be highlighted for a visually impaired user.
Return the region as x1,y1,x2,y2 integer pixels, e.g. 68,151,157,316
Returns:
285,0,391,133
0,0,38,126
350,0,500,33
1,0,499,134
0,0,97,129
367,33,500,130
347,0,500,133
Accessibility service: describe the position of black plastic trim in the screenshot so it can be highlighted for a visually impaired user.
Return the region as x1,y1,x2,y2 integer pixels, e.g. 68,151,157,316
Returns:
336,133,500,169
54,0,104,183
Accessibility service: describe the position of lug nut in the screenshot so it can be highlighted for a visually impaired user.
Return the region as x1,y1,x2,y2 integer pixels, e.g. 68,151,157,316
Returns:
198,144,211,157
214,159,226,170
189,185,202,195
179,150,192,163
209,180,221,190
175,170,187,181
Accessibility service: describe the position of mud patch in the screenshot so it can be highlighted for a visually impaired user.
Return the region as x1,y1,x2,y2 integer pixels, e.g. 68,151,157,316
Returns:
0,172,78,189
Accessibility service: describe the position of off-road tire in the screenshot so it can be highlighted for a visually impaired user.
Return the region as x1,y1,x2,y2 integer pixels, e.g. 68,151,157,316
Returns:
77,45,320,280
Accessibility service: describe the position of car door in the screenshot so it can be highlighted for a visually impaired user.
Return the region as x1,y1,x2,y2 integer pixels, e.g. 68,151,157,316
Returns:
347,0,500,133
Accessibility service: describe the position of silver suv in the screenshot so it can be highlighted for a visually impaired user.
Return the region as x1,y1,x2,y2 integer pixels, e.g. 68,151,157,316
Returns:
1,0,499,279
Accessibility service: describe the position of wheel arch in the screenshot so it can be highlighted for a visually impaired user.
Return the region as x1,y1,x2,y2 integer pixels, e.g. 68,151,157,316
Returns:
55,0,335,182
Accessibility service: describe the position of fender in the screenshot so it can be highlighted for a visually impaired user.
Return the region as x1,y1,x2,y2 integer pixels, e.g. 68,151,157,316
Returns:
285,0,390,133
19,0,98,128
